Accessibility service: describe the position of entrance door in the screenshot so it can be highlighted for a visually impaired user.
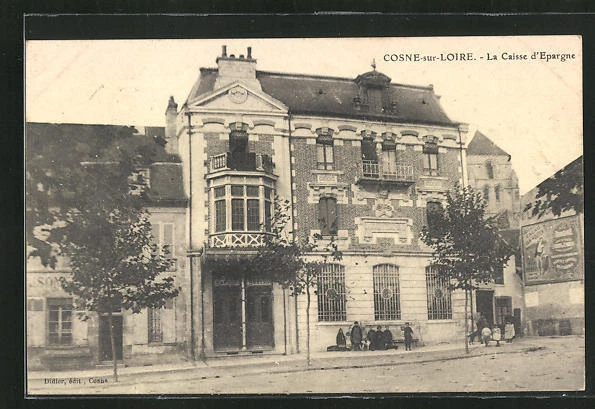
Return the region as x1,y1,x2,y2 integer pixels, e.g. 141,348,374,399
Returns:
213,284,242,351
99,315,123,361
495,296,513,327
476,290,494,327
245,284,274,349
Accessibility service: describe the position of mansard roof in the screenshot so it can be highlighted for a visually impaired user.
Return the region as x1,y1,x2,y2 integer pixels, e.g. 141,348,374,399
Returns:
467,130,510,157
26,122,186,207
186,68,456,126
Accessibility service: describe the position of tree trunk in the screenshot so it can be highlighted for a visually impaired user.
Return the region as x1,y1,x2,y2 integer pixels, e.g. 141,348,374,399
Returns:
464,286,469,354
305,282,311,367
470,288,475,342
107,309,119,382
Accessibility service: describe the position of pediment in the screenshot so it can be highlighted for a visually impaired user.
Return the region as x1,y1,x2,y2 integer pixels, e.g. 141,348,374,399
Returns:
188,82,288,113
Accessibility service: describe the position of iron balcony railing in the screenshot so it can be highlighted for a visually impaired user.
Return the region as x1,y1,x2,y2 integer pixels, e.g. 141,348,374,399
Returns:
209,152,274,174
361,160,414,182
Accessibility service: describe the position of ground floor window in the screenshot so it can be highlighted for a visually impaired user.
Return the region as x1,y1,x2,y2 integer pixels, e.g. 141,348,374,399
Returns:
47,298,73,345
317,264,346,322
426,266,452,320
373,264,401,320
148,307,163,343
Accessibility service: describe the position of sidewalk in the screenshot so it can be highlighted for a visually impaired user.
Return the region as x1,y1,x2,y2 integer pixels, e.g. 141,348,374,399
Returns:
28,336,578,383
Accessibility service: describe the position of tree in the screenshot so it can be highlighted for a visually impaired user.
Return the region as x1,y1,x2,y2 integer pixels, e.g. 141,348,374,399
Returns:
26,124,179,381
205,198,342,366
253,199,342,366
420,184,512,353
61,205,179,382
524,156,583,219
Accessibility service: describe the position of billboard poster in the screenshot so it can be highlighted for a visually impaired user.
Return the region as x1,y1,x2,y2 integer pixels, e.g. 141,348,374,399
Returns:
522,215,583,285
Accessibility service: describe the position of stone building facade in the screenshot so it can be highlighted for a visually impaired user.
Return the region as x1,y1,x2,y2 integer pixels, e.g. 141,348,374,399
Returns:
26,124,187,370
466,131,524,336
173,46,472,356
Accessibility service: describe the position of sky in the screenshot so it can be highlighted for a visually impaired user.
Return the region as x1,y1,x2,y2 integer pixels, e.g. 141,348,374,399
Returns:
25,36,582,194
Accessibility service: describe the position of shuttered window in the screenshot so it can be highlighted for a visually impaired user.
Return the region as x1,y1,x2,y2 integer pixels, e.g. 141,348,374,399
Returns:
318,197,338,235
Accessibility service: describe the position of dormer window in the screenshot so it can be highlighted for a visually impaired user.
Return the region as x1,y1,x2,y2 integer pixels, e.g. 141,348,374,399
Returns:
129,168,150,195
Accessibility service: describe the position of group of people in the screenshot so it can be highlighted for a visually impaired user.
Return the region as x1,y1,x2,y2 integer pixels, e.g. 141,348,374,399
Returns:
470,313,516,347
335,321,415,352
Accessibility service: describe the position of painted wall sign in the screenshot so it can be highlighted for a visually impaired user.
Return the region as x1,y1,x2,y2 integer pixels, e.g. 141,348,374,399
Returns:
522,215,583,285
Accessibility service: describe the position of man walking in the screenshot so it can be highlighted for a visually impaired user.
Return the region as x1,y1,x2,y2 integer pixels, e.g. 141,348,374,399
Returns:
403,322,414,351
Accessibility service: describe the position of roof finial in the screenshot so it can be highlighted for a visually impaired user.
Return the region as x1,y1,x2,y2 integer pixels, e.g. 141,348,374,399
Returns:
371,58,376,71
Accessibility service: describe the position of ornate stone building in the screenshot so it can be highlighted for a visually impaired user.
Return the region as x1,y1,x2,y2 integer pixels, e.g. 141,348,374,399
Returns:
172,46,472,356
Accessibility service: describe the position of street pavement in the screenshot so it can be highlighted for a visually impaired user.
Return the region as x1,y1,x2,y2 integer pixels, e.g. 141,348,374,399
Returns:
27,335,585,394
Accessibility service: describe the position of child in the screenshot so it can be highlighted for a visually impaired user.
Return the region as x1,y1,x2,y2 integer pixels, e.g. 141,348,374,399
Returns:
492,326,502,347
481,327,492,347
504,319,516,343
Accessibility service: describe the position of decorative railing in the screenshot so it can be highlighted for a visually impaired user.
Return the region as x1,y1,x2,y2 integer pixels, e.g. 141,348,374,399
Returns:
209,152,274,174
209,232,275,248
360,160,414,182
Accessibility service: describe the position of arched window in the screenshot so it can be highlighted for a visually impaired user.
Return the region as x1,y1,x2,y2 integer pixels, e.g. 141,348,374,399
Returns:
318,197,338,235
317,264,346,321
373,264,401,320
426,266,452,320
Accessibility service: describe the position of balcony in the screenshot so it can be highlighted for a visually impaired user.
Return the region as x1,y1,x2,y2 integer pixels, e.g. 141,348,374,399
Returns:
357,160,415,186
209,152,274,174
209,232,275,248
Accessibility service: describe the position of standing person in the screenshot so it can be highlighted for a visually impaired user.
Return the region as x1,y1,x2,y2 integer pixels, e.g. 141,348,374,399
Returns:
336,328,347,351
350,321,363,351
366,326,377,351
383,326,394,350
504,318,516,343
375,326,385,350
403,322,414,351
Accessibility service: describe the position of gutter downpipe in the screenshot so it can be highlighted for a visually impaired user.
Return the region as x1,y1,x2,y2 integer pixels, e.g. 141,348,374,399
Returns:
288,112,299,354
186,111,196,362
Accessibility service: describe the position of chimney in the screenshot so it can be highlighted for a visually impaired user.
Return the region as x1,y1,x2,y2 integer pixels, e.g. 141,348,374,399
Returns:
214,45,261,91
165,96,178,155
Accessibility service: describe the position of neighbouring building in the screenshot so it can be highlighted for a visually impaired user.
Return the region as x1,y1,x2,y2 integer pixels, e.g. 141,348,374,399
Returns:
174,45,471,357
26,123,187,370
520,156,584,336
466,131,524,336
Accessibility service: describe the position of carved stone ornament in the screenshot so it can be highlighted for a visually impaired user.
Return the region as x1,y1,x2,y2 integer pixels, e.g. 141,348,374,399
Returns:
228,86,248,104
374,198,394,218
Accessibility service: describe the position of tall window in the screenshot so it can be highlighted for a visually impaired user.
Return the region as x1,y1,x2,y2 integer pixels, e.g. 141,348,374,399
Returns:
48,298,73,345
212,183,274,233
148,307,163,343
318,197,338,235
381,144,397,175
423,141,439,176
486,160,494,179
361,138,378,162
426,266,452,320
214,186,226,232
229,129,249,154
373,264,401,320
494,185,501,202
316,137,334,170
152,222,175,258
483,185,490,201
317,264,346,322
426,201,443,232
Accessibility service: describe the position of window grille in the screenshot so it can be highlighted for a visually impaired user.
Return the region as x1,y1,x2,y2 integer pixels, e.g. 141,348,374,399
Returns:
317,264,346,322
47,298,73,345
148,307,163,343
426,266,452,320
373,264,401,320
